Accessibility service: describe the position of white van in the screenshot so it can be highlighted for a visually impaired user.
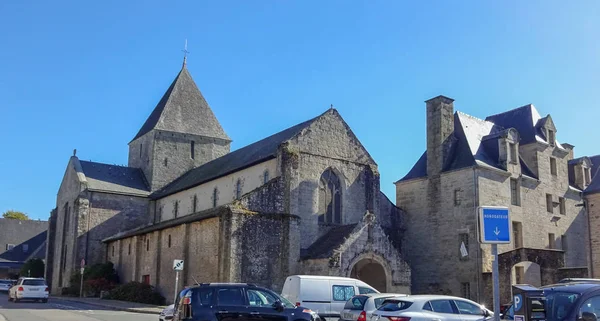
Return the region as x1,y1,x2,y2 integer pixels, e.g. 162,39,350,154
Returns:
281,275,379,319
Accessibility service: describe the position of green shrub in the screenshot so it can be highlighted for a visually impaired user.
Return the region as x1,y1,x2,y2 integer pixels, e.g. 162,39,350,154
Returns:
20,258,45,278
65,262,120,297
104,282,165,305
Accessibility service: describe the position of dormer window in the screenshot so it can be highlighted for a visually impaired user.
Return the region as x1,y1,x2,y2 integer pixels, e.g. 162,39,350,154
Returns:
548,129,556,146
584,167,592,186
509,143,518,164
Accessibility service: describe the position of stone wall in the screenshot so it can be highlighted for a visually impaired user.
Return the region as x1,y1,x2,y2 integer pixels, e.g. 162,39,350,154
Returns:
396,168,479,299
282,109,378,250
45,208,58,290
226,209,301,292
586,192,600,277
129,130,230,192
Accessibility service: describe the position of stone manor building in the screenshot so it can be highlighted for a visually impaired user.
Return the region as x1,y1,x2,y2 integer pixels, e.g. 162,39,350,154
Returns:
46,62,411,300
396,96,590,306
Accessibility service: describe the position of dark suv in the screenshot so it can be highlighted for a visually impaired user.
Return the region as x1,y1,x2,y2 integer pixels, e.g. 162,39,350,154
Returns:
173,283,321,321
501,282,600,321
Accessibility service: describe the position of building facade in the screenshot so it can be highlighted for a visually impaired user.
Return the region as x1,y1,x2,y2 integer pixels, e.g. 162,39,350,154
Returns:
581,156,600,277
395,96,589,306
0,218,48,279
47,63,411,301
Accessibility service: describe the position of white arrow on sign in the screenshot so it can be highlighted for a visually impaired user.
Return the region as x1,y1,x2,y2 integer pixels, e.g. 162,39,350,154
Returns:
494,227,501,236
173,259,184,271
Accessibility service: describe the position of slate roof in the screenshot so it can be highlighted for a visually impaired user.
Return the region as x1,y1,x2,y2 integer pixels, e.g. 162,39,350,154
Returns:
131,66,230,142
0,219,48,266
585,155,600,194
150,115,318,199
301,224,358,260
397,107,547,183
79,161,150,196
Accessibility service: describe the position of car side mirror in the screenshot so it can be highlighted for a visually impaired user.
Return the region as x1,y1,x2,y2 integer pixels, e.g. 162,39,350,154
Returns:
581,312,597,321
273,300,285,312
483,309,490,317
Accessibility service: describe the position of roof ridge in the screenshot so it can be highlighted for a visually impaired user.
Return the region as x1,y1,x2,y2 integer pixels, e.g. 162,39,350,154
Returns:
79,160,134,169
486,104,532,119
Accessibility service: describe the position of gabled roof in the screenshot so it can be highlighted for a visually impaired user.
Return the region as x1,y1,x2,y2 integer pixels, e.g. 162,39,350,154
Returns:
150,114,320,199
0,219,48,265
79,160,150,196
301,224,358,259
397,110,538,183
585,155,600,195
131,66,230,142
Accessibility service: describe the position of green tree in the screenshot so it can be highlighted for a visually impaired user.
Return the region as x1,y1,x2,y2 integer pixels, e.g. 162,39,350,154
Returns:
2,210,29,220
20,258,45,278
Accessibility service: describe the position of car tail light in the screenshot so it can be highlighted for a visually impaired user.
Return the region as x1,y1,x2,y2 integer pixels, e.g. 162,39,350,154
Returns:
45,287,49,292
387,317,411,321
296,302,301,306
18,287,24,292
358,311,367,321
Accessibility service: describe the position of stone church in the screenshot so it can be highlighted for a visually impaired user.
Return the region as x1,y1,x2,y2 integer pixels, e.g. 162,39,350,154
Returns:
45,61,411,300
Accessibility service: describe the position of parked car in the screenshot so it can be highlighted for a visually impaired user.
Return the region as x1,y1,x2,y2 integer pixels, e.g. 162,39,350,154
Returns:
371,295,493,321
281,275,379,319
501,282,600,321
558,278,600,284
338,293,407,321
8,277,49,303
173,282,321,321
0,279,15,292
160,304,175,321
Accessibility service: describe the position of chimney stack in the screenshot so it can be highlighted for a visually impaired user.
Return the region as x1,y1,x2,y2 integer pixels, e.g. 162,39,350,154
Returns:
426,95,455,176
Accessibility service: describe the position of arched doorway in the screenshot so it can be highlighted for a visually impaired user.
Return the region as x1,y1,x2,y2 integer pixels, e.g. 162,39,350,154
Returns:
350,259,387,292
511,261,541,287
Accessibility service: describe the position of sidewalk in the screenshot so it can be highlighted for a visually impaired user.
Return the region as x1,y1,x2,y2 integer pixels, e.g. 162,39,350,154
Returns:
56,296,167,315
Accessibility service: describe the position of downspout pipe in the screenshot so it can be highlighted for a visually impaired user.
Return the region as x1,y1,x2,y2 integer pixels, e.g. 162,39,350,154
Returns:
473,166,481,302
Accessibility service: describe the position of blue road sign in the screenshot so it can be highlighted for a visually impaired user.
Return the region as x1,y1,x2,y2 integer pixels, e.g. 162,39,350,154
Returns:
479,206,511,244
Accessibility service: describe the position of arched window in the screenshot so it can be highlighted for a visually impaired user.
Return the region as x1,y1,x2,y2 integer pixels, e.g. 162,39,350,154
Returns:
235,179,242,199
263,170,270,184
213,188,219,208
318,169,342,224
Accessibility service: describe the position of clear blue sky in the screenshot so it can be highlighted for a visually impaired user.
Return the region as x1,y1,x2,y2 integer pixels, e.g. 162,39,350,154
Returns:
1,1,598,220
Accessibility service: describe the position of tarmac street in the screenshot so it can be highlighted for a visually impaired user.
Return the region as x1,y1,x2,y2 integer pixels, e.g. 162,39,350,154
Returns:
0,293,157,321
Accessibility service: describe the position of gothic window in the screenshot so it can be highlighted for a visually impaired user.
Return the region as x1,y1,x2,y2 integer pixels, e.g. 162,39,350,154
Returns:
191,141,195,159
235,179,242,199
213,188,218,208
318,169,342,224
263,170,269,184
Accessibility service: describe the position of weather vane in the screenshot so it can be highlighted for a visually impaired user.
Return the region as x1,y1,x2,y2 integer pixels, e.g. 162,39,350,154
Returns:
182,39,189,67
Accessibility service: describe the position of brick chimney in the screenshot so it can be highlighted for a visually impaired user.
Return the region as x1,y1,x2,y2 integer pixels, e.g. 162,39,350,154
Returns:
426,95,455,176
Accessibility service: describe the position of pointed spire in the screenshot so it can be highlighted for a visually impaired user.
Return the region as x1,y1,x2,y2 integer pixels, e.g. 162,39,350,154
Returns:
182,39,189,68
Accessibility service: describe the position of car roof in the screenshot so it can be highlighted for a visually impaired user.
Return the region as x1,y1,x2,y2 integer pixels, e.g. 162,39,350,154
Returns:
384,295,476,302
19,277,45,280
541,283,600,294
355,293,407,299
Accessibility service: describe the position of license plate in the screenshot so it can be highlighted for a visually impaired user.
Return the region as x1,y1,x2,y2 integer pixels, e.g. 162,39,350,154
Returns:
29,288,39,291
343,313,354,319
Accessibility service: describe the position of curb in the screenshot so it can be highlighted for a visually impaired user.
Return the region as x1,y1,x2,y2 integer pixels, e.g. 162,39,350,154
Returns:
57,297,162,315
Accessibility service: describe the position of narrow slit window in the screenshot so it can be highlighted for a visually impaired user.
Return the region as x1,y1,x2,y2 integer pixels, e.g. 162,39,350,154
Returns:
213,188,218,208
192,195,197,213
510,178,520,206
546,194,554,213
174,201,179,218
263,170,269,184
559,197,566,215
191,141,195,159
550,157,557,176
509,143,518,164
548,233,556,249
236,179,242,199
548,130,555,146
140,144,142,158
168,235,172,248
128,243,131,255
146,239,149,251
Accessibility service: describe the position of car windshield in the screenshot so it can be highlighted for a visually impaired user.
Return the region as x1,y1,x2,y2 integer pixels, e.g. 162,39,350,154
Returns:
0,280,12,284
345,296,368,310
545,292,580,321
22,279,46,286
374,297,395,309
378,299,413,311
276,293,296,308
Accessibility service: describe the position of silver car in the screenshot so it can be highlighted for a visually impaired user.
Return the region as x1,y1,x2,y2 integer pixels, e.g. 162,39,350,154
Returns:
371,295,493,321
0,280,15,292
159,304,175,321
339,293,407,321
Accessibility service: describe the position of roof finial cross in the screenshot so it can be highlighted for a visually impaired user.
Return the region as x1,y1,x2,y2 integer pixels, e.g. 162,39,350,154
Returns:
330,104,334,110
182,39,189,68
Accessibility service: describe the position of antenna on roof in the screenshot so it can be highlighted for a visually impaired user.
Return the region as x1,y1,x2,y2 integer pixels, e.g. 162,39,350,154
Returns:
182,39,189,68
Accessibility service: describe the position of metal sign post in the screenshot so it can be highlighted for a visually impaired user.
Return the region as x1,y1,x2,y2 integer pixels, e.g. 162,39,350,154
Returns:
479,206,511,321
173,260,184,303
80,259,85,298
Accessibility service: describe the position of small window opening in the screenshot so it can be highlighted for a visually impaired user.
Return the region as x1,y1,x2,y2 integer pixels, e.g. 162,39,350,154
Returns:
510,178,520,206
213,188,218,208
128,243,131,255
548,130,556,146
546,194,554,213
559,197,566,215
174,201,179,218
461,282,471,299
140,144,142,158
454,189,461,206
164,158,168,167
509,143,518,164
263,170,269,184
191,141,195,159
548,233,556,249
112,245,115,256
146,239,149,251
235,179,242,199
168,235,172,248
192,195,197,213
550,157,557,176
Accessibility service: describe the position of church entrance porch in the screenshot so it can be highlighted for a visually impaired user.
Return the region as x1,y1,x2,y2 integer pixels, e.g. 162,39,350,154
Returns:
299,212,411,294
350,257,387,292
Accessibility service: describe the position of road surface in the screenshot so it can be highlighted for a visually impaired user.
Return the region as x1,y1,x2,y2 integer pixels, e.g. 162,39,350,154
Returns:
0,293,158,321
